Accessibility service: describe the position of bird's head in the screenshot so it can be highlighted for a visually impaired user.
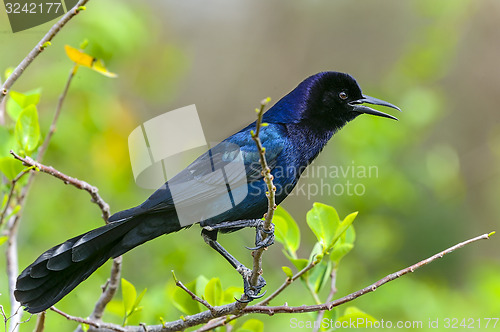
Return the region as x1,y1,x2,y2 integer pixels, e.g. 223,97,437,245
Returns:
266,71,400,131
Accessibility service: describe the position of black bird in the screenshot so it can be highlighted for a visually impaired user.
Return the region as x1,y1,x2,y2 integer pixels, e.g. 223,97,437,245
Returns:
15,71,400,313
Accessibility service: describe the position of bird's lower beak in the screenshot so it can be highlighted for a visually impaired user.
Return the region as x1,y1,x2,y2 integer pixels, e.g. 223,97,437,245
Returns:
349,95,401,120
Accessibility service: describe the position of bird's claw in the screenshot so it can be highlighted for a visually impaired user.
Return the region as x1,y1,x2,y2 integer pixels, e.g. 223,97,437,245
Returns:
236,266,267,303
246,222,275,251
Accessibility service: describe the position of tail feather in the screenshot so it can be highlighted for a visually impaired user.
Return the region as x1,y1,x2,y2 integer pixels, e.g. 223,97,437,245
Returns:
15,211,181,314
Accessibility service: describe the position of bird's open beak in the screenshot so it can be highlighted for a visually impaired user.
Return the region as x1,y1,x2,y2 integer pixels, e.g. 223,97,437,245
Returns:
349,95,401,120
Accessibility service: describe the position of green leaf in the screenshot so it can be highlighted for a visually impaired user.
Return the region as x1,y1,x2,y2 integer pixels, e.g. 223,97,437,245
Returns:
273,206,300,255
343,221,356,245
288,257,309,272
307,258,332,293
306,203,340,251
0,157,24,180
1,194,7,210
282,266,293,278
7,89,41,121
79,39,89,50
133,288,147,311
321,308,338,331
0,127,11,158
236,319,264,332
336,306,377,326
194,275,209,300
120,278,146,325
0,236,8,246
121,278,137,317
330,243,354,264
0,127,20,159
308,242,324,265
333,212,358,245
15,105,41,153
223,286,243,304
204,278,223,306
104,299,123,317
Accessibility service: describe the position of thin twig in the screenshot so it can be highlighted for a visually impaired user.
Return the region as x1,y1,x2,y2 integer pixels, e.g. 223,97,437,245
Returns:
197,314,243,332
0,77,5,125
257,260,316,306
93,257,122,320
5,216,23,332
33,311,46,332
3,30,87,332
175,280,217,315
249,97,274,288
243,232,495,315
77,232,493,332
1,305,8,332
312,268,337,332
50,307,126,332
73,259,122,332
0,0,89,104
37,64,77,162
0,168,31,228
10,151,110,221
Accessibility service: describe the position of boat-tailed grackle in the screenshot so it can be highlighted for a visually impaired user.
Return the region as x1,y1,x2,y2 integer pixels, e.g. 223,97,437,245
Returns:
15,71,400,313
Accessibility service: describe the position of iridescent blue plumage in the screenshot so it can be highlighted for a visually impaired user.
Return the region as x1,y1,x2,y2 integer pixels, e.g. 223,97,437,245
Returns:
15,71,400,313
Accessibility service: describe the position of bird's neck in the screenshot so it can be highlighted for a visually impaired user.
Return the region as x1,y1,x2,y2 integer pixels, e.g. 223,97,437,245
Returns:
286,123,336,167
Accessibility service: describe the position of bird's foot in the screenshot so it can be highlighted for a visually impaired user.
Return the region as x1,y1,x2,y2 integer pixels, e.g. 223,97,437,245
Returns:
235,266,266,303
245,221,275,251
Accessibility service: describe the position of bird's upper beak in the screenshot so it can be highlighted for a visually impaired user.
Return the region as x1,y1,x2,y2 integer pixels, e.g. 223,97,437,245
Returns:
349,95,401,120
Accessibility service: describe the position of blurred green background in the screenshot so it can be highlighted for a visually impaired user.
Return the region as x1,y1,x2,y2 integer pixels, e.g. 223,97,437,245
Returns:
1,0,499,331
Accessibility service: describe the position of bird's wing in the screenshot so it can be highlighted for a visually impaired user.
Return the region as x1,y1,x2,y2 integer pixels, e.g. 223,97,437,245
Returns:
139,124,285,212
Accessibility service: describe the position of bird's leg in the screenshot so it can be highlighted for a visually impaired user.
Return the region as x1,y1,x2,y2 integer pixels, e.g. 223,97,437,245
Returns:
201,228,266,301
202,219,275,251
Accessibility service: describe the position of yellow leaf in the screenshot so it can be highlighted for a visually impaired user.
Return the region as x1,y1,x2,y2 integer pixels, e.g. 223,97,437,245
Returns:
64,45,117,78
92,59,118,78
65,45,94,68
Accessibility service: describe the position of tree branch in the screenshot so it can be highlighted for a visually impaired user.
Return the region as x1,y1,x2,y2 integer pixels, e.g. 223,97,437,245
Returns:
10,151,110,221
313,268,337,332
50,307,126,332
0,77,5,125
243,232,495,315
67,232,492,331
0,168,32,228
257,260,317,306
0,0,89,104
87,257,122,322
37,64,78,162
2,7,89,328
249,97,274,288
176,279,217,315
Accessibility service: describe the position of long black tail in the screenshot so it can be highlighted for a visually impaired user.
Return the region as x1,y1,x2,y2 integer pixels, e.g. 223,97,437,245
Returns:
15,211,181,313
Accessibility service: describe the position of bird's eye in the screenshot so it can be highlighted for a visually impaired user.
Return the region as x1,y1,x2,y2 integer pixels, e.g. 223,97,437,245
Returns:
339,91,348,100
